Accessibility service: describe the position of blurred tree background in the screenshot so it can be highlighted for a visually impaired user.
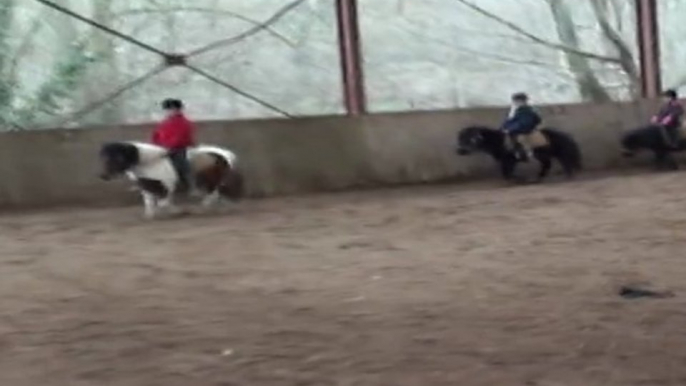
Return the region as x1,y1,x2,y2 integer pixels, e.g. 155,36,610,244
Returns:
0,0,682,130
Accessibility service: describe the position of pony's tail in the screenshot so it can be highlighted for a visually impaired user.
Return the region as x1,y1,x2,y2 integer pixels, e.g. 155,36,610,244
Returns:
567,137,583,171
544,128,583,171
220,169,245,202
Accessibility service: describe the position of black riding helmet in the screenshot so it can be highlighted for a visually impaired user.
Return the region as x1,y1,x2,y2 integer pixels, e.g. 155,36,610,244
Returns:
662,89,678,100
511,92,529,102
161,98,184,110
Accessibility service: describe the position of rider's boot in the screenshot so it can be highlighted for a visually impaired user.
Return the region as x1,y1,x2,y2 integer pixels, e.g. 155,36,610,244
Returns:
515,143,530,162
185,170,202,197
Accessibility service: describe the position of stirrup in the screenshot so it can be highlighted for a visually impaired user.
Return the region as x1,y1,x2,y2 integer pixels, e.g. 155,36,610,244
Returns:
514,147,529,160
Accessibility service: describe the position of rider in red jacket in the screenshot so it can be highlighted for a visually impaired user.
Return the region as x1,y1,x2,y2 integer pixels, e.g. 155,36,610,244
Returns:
152,99,197,193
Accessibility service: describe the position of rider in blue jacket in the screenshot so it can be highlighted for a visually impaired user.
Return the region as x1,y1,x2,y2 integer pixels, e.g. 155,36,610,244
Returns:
501,92,542,161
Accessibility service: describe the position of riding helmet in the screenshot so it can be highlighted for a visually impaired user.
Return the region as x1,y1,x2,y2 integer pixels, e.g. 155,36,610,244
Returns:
511,92,528,102
161,98,184,110
662,89,678,99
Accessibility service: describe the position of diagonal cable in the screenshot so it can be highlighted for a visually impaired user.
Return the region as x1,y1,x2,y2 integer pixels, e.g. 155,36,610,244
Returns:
50,65,168,128
187,0,305,57
115,7,295,47
184,64,293,117
34,0,294,119
34,0,168,57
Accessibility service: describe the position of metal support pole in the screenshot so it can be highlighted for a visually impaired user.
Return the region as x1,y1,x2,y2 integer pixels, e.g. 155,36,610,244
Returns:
636,0,661,98
335,0,366,115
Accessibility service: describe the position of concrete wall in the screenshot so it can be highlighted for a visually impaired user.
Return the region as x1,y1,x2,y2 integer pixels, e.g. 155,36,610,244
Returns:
0,99,660,209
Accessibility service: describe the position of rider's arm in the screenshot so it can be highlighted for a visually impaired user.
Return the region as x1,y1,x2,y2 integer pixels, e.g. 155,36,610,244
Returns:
513,110,539,135
659,104,683,126
650,105,671,125
506,107,537,135
660,115,674,126
151,121,167,146
501,107,522,132
501,118,517,132
531,109,542,127
165,118,195,149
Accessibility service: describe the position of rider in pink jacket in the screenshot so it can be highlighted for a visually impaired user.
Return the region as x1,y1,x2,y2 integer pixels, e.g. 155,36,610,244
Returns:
650,89,683,148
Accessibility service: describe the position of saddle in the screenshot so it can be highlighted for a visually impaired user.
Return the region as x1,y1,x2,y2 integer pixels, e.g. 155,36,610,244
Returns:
189,151,218,172
507,127,549,151
167,149,217,177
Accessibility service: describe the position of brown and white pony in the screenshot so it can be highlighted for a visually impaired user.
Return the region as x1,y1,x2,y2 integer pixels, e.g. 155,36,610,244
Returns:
99,141,244,218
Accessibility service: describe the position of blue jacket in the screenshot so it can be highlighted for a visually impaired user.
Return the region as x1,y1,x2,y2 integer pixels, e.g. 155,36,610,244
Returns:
502,105,542,135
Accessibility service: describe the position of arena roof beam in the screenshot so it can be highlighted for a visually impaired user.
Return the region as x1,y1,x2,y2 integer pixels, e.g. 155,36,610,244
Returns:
336,0,366,116
635,0,661,98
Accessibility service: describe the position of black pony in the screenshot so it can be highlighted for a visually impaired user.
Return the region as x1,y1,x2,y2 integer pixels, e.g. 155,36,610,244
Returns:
456,126,582,182
621,125,685,170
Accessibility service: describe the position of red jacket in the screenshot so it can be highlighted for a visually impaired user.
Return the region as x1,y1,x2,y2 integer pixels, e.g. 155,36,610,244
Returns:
152,112,196,149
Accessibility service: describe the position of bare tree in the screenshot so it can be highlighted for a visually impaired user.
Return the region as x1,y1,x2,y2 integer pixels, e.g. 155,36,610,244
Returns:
452,0,638,102
11,0,98,129
80,0,121,125
544,0,611,102
453,0,623,64
590,0,640,96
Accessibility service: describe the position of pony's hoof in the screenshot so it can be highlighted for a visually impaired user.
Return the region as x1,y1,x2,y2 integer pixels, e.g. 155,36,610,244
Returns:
201,199,219,209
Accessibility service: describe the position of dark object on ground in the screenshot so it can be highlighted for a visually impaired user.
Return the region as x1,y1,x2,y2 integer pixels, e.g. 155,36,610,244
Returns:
619,285,674,299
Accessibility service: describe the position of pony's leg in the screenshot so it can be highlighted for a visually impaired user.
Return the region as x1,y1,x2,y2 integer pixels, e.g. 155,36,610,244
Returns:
156,174,183,215
201,190,221,209
141,192,157,219
158,193,182,215
665,153,679,170
126,171,139,191
500,159,516,180
535,150,553,181
561,160,575,179
654,150,677,170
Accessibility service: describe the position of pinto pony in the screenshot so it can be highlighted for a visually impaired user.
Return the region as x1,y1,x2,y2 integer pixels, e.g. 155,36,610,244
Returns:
456,125,582,182
99,141,244,218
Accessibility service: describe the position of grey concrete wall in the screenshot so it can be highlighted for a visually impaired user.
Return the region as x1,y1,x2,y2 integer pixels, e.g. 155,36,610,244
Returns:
0,99,660,209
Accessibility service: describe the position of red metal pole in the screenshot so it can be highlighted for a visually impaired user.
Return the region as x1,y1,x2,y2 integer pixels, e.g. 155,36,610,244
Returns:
635,0,661,98
335,0,367,115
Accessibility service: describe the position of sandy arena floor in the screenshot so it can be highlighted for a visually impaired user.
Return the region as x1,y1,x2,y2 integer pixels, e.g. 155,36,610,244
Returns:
2,172,686,386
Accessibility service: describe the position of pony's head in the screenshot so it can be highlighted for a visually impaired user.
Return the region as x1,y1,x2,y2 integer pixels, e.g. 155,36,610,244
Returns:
99,142,140,180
